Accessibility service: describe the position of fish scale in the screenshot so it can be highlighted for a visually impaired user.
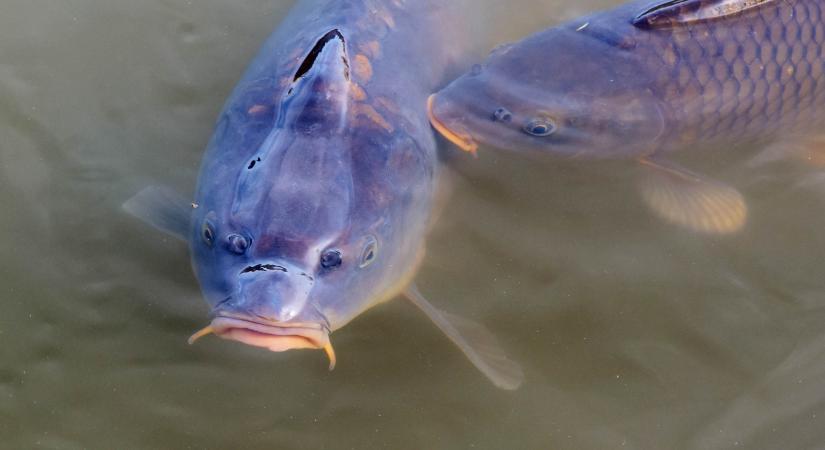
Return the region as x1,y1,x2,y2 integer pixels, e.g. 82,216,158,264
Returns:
642,0,825,147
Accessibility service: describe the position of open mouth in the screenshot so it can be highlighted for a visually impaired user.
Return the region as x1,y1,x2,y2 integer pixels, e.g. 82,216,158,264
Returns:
427,94,479,155
188,315,336,369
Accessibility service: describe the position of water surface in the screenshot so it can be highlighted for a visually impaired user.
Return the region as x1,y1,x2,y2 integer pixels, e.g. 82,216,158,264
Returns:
2,1,825,448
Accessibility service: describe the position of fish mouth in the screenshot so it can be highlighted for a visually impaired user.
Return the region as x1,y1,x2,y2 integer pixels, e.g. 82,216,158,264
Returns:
188,315,336,370
427,94,479,155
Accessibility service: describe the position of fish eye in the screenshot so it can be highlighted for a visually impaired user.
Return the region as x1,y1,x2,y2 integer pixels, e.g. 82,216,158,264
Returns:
202,220,216,247
492,108,513,123
226,234,250,255
523,117,557,137
320,249,343,269
359,237,379,268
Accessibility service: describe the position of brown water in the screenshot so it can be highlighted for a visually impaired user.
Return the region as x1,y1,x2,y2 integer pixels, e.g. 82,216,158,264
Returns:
3,1,825,449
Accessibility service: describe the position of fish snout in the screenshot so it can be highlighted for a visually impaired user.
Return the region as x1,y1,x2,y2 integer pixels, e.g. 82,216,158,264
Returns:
226,262,315,323
189,262,335,369
427,94,479,155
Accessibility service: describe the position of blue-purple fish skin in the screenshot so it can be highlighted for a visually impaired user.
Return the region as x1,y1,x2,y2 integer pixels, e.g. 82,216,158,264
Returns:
192,0,469,341
430,0,825,158
125,0,524,388
429,0,824,234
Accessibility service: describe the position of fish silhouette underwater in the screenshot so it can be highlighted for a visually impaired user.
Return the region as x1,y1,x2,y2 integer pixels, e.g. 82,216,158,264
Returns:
125,0,523,389
429,0,825,234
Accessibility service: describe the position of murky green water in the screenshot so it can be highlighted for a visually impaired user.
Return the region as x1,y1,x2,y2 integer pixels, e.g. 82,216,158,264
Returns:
3,1,825,449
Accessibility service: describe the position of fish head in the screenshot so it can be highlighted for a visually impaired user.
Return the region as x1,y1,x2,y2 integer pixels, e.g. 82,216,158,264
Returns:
190,127,415,365
188,28,432,365
429,25,665,158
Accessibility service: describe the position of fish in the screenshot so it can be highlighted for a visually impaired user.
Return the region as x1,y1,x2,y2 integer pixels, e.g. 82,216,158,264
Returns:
428,0,825,234
124,0,523,389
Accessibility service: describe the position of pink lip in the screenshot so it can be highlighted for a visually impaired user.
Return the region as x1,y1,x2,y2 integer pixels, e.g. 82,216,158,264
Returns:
209,316,329,352
187,315,337,369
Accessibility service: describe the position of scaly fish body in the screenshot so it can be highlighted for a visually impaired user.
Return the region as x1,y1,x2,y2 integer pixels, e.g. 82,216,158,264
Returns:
429,0,825,234
642,0,825,152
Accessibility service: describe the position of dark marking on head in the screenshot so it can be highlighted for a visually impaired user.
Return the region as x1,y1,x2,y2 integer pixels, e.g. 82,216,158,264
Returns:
292,29,349,83
242,264,288,274
247,157,262,170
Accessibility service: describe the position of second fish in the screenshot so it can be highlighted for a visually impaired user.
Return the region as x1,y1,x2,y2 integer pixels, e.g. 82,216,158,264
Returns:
429,0,825,234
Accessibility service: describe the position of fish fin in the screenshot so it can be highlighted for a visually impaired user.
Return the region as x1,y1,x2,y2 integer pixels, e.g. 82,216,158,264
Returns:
404,284,524,390
638,158,747,234
429,166,456,230
795,135,825,168
122,186,192,241
746,139,807,168
633,0,775,29
746,136,825,168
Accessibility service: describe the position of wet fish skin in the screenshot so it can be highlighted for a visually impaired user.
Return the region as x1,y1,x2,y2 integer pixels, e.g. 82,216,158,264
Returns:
191,0,466,335
429,0,824,234
430,0,825,158
126,0,524,388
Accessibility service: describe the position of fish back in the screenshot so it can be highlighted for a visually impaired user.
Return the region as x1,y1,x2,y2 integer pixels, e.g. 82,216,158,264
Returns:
635,0,825,148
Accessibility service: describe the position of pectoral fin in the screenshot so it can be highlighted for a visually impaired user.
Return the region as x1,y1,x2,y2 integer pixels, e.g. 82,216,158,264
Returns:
638,158,747,234
404,285,524,390
122,186,192,241
747,135,825,168
796,135,825,167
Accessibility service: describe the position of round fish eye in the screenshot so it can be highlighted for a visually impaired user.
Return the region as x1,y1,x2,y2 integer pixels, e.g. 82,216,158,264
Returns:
226,234,250,255
523,117,557,137
359,237,379,268
320,249,343,269
492,108,513,123
202,220,216,247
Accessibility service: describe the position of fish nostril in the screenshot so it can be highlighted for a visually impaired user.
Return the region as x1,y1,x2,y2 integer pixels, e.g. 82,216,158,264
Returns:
226,234,251,255
492,108,513,123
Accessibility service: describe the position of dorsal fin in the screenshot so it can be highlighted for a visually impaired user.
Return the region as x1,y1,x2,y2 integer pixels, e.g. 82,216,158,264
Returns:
633,0,775,29
278,29,351,133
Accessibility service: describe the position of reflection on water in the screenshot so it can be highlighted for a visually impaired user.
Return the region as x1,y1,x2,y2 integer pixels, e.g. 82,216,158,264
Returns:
2,0,825,448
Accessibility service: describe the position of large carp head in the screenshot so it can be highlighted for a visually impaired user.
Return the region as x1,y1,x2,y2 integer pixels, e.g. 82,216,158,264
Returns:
188,30,432,368
428,21,666,158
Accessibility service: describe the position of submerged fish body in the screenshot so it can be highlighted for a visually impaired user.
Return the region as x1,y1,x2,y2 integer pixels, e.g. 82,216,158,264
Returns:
194,1,443,340
126,0,523,388
431,0,825,156
430,0,825,234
